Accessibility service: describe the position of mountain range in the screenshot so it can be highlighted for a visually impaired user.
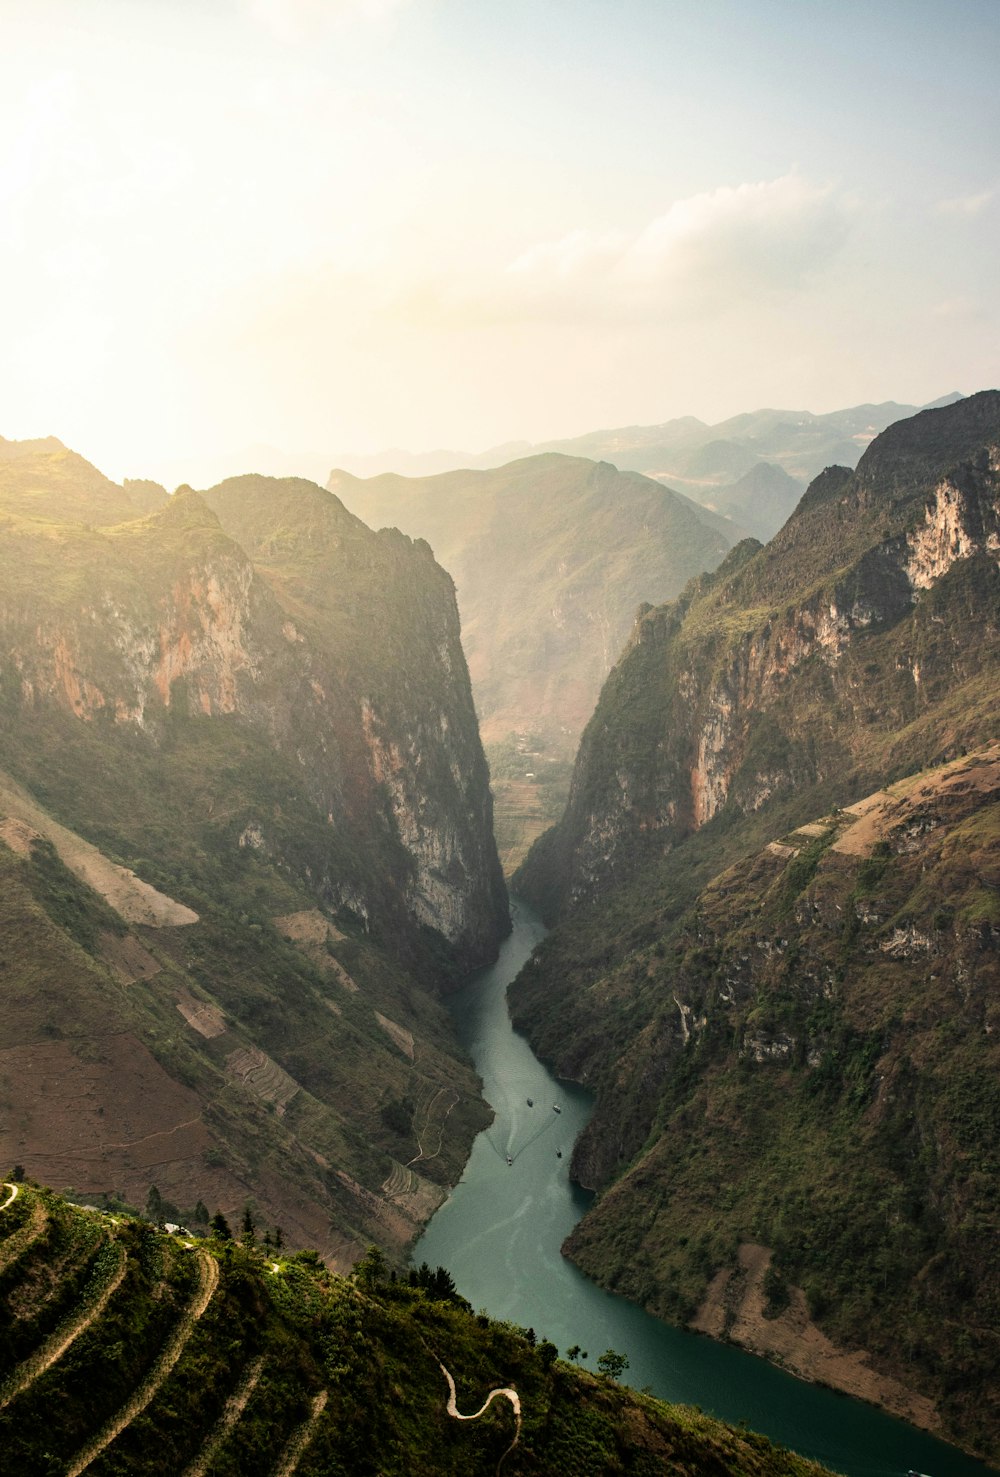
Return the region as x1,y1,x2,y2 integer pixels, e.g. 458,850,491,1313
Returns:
329,393,964,541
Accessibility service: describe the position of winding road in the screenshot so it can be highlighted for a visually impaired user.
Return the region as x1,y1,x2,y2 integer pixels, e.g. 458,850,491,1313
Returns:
439,1362,521,1475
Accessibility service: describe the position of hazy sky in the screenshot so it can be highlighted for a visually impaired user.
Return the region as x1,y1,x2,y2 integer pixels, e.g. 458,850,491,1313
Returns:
2,0,998,484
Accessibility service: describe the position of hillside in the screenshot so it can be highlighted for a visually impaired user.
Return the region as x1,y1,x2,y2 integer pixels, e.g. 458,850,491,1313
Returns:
0,1179,839,1477
328,453,736,869
510,394,1000,1460
0,448,508,1268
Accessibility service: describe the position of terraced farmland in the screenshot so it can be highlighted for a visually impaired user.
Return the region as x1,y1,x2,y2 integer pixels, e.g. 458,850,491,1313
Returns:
0,1180,836,1477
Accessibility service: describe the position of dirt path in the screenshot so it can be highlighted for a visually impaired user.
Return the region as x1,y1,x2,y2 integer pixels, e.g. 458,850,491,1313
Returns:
406,1087,459,1169
0,1241,127,1412
181,1352,266,1477
270,1388,328,1477
0,1198,46,1276
0,1182,18,1212
65,1249,220,1477
439,1363,521,1475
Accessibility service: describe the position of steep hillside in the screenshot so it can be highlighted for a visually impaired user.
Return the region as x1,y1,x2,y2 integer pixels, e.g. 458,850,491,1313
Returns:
518,391,1000,916
0,1181,837,1477
0,450,508,1266
510,394,1000,1460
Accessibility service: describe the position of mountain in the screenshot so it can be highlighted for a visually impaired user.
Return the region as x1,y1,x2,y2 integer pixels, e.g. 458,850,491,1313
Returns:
329,395,964,542
701,461,805,541
328,454,738,869
0,1180,836,1477
510,393,1000,1460
0,447,508,1268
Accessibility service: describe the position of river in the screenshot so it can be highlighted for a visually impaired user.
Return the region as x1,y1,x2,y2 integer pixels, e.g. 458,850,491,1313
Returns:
415,900,996,1477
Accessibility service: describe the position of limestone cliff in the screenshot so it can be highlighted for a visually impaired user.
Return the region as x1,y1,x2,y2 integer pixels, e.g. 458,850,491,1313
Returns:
509,393,1000,1460
517,391,1000,917
0,473,507,969
0,451,506,1265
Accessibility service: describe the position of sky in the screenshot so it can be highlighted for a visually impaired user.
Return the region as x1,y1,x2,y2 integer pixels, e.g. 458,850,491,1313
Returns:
1,0,998,485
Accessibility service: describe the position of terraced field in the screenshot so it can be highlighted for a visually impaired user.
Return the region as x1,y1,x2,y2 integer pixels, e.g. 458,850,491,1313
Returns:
0,1181,837,1477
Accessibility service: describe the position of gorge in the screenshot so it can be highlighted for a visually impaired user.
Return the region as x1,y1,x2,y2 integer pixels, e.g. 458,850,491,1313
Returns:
1,393,998,1470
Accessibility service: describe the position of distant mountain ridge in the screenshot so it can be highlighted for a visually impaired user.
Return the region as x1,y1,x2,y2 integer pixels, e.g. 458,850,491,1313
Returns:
329,394,964,540
328,453,737,763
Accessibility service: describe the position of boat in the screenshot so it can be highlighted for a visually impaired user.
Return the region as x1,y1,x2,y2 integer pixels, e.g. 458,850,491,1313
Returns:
526,1098,533,1106
553,1104,561,1113
506,1155,513,1166
556,1149,562,1158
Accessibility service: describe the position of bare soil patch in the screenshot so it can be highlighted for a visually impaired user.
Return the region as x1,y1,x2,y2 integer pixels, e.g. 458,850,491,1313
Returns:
0,768,198,926
690,1243,939,1433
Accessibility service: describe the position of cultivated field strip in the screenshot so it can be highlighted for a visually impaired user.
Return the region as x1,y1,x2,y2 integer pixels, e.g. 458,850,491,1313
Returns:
270,1388,328,1477
180,1352,267,1477
64,1248,220,1477
0,1240,127,1411
0,1196,47,1276
3,1212,104,1331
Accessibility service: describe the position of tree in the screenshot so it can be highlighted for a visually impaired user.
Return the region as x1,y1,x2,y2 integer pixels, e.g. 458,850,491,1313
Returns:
211,1211,232,1240
597,1348,629,1381
193,1200,210,1226
241,1204,256,1247
355,1245,386,1287
145,1185,164,1224
12,1165,24,1183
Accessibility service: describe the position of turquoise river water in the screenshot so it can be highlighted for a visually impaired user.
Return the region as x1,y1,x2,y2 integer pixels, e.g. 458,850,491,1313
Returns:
415,900,996,1477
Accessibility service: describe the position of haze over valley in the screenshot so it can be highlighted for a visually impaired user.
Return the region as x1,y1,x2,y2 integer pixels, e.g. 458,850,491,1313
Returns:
2,2,999,1474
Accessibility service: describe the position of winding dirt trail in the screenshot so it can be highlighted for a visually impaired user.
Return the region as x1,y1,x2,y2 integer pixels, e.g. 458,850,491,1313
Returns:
0,1182,18,1212
65,1249,220,1477
271,1388,328,1477
0,1241,127,1412
181,1352,266,1477
0,1198,46,1276
439,1362,521,1475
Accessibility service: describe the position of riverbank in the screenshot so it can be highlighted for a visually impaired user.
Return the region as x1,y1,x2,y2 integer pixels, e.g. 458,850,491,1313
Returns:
690,1242,940,1437
417,900,998,1477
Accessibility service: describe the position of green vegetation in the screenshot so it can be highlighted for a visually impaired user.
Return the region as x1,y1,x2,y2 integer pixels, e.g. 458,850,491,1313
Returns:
0,1181,837,1476
511,397,1000,1461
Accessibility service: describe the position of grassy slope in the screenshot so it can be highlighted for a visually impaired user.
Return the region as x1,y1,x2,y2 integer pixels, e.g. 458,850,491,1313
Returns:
0,1182,837,1477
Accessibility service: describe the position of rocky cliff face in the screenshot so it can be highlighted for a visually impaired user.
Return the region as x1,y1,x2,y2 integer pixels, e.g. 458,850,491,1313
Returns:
517,392,1000,917
0,451,507,1266
0,471,507,969
510,395,1000,1460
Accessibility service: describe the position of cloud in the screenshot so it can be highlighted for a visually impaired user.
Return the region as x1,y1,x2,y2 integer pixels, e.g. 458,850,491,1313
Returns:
495,173,855,323
244,0,412,40
935,188,994,217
